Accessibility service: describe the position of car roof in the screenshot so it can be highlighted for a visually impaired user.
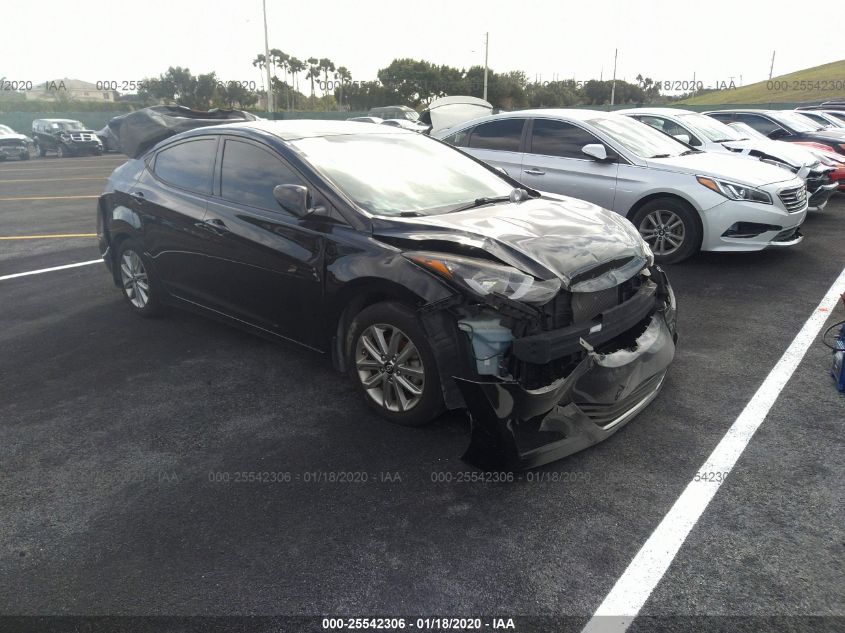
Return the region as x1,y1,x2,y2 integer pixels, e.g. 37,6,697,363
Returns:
177,119,412,142
702,109,777,115
503,108,623,121
616,107,696,117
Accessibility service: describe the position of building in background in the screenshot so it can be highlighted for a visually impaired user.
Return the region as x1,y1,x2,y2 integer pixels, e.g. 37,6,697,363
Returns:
25,79,118,102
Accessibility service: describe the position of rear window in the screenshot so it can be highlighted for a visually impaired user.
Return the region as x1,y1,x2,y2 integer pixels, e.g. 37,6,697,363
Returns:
468,119,525,152
154,139,216,194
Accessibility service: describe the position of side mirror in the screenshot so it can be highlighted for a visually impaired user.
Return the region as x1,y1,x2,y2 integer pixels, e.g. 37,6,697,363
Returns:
768,128,790,140
494,166,509,177
673,133,691,145
273,184,312,217
582,143,609,161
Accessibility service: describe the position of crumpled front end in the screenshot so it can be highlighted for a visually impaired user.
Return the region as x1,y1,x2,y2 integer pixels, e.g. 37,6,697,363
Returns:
453,267,677,471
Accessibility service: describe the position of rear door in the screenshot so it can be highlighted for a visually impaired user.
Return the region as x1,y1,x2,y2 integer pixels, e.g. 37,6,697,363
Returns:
132,136,218,304
521,118,618,209
201,137,326,347
461,118,527,178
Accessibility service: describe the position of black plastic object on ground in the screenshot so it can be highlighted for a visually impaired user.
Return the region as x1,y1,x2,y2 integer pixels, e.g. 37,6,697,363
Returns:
105,106,259,158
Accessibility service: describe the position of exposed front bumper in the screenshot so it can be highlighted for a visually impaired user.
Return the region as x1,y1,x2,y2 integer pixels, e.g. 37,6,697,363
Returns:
0,145,27,158
702,197,807,252
455,306,676,471
807,182,839,211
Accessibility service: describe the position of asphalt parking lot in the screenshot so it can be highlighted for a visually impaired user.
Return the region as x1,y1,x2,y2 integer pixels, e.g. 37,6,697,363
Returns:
1,154,843,632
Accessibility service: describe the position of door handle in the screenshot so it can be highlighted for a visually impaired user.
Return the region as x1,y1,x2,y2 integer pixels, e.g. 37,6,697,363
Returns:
196,218,230,234
523,168,545,176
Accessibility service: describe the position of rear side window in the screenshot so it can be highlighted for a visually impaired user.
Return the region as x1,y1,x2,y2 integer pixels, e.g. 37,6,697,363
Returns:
529,119,601,158
220,139,304,212
735,114,781,136
154,139,216,194
707,112,733,124
441,129,469,147
468,119,525,152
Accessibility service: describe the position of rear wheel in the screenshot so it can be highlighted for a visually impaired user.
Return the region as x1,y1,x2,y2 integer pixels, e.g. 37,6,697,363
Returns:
116,240,164,317
632,198,701,264
348,301,444,426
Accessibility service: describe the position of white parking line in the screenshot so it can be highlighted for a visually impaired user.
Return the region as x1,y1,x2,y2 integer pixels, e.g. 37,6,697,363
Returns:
582,265,845,633
0,259,102,281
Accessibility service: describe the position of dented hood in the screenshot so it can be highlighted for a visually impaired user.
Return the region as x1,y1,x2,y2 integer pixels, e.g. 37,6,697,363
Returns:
720,138,818,170
647,151,798,186
372,195,650,291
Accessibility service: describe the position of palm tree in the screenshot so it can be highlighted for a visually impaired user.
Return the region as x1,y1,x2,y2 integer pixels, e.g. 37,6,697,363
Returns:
252,54,268,108
288,57,305,109
334,66,351,111
270,49,291,110
306,57,320,108
318,58,335,109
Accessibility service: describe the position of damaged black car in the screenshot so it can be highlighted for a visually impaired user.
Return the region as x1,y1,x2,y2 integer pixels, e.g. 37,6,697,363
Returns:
97,121,677,469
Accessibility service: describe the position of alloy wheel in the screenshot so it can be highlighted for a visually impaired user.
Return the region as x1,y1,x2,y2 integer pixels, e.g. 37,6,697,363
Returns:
638,209,685,256
120,250,150,309
355,323,425,413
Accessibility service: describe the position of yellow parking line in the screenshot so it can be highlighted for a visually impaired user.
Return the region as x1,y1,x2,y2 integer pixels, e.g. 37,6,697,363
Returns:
0,195,99,201
0,177,105,183
0,233,97,240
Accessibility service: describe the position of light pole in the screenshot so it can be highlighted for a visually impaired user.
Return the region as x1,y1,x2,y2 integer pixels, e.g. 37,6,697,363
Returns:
483,32,489,102
262,0,274,115
610,48,617,107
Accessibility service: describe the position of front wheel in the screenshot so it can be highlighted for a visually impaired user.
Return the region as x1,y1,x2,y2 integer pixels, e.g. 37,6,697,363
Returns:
56,144,66,158
347,301,444,427
116,240,165,317
631,198,701,264
37,142,46,157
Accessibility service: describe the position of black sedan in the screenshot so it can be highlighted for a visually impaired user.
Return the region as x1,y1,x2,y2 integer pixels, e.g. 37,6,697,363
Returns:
705,109,845,157
96,121,677,469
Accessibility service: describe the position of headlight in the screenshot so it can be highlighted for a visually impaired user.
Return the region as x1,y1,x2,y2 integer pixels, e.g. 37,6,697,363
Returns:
696,176,772,204
405,251,561,305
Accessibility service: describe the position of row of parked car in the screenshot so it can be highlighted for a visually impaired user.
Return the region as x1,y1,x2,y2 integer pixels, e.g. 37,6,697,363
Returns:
90,99,843,468
396,99,845,264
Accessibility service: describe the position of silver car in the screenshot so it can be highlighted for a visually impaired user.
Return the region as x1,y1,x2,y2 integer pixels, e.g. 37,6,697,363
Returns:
617,107,838,211
434,109,808,263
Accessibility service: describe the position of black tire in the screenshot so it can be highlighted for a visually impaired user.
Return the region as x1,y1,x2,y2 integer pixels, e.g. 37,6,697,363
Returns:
115,239,165,318
347,301,444,427
631,197,701,264
20,151,30,160
56,144,65,158
37,143,46,157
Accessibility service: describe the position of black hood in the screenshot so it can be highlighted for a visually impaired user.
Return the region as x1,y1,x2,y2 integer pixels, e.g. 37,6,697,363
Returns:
372,195,651,291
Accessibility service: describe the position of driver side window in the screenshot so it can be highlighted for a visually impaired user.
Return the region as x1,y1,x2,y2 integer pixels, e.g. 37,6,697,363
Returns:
220,139,305,212
735,114,782,137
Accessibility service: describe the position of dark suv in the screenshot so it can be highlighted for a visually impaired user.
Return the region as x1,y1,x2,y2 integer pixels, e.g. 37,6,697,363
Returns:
32,119,103,157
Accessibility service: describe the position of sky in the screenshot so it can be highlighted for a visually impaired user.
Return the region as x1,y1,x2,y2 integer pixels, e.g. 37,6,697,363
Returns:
2,0,839,95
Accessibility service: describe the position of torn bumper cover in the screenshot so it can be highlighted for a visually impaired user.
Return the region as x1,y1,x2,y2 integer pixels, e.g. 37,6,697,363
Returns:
455,278,676,471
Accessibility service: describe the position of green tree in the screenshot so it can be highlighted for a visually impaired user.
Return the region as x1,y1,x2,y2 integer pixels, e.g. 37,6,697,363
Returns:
306,57,320,107
334,66,351,110
318,57,335,108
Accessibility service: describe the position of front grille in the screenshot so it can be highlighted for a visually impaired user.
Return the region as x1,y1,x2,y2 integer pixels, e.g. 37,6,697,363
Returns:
575,371,665,428
0,138,25,147
69,132,95,142
571,287,619,323
778,185,807,212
